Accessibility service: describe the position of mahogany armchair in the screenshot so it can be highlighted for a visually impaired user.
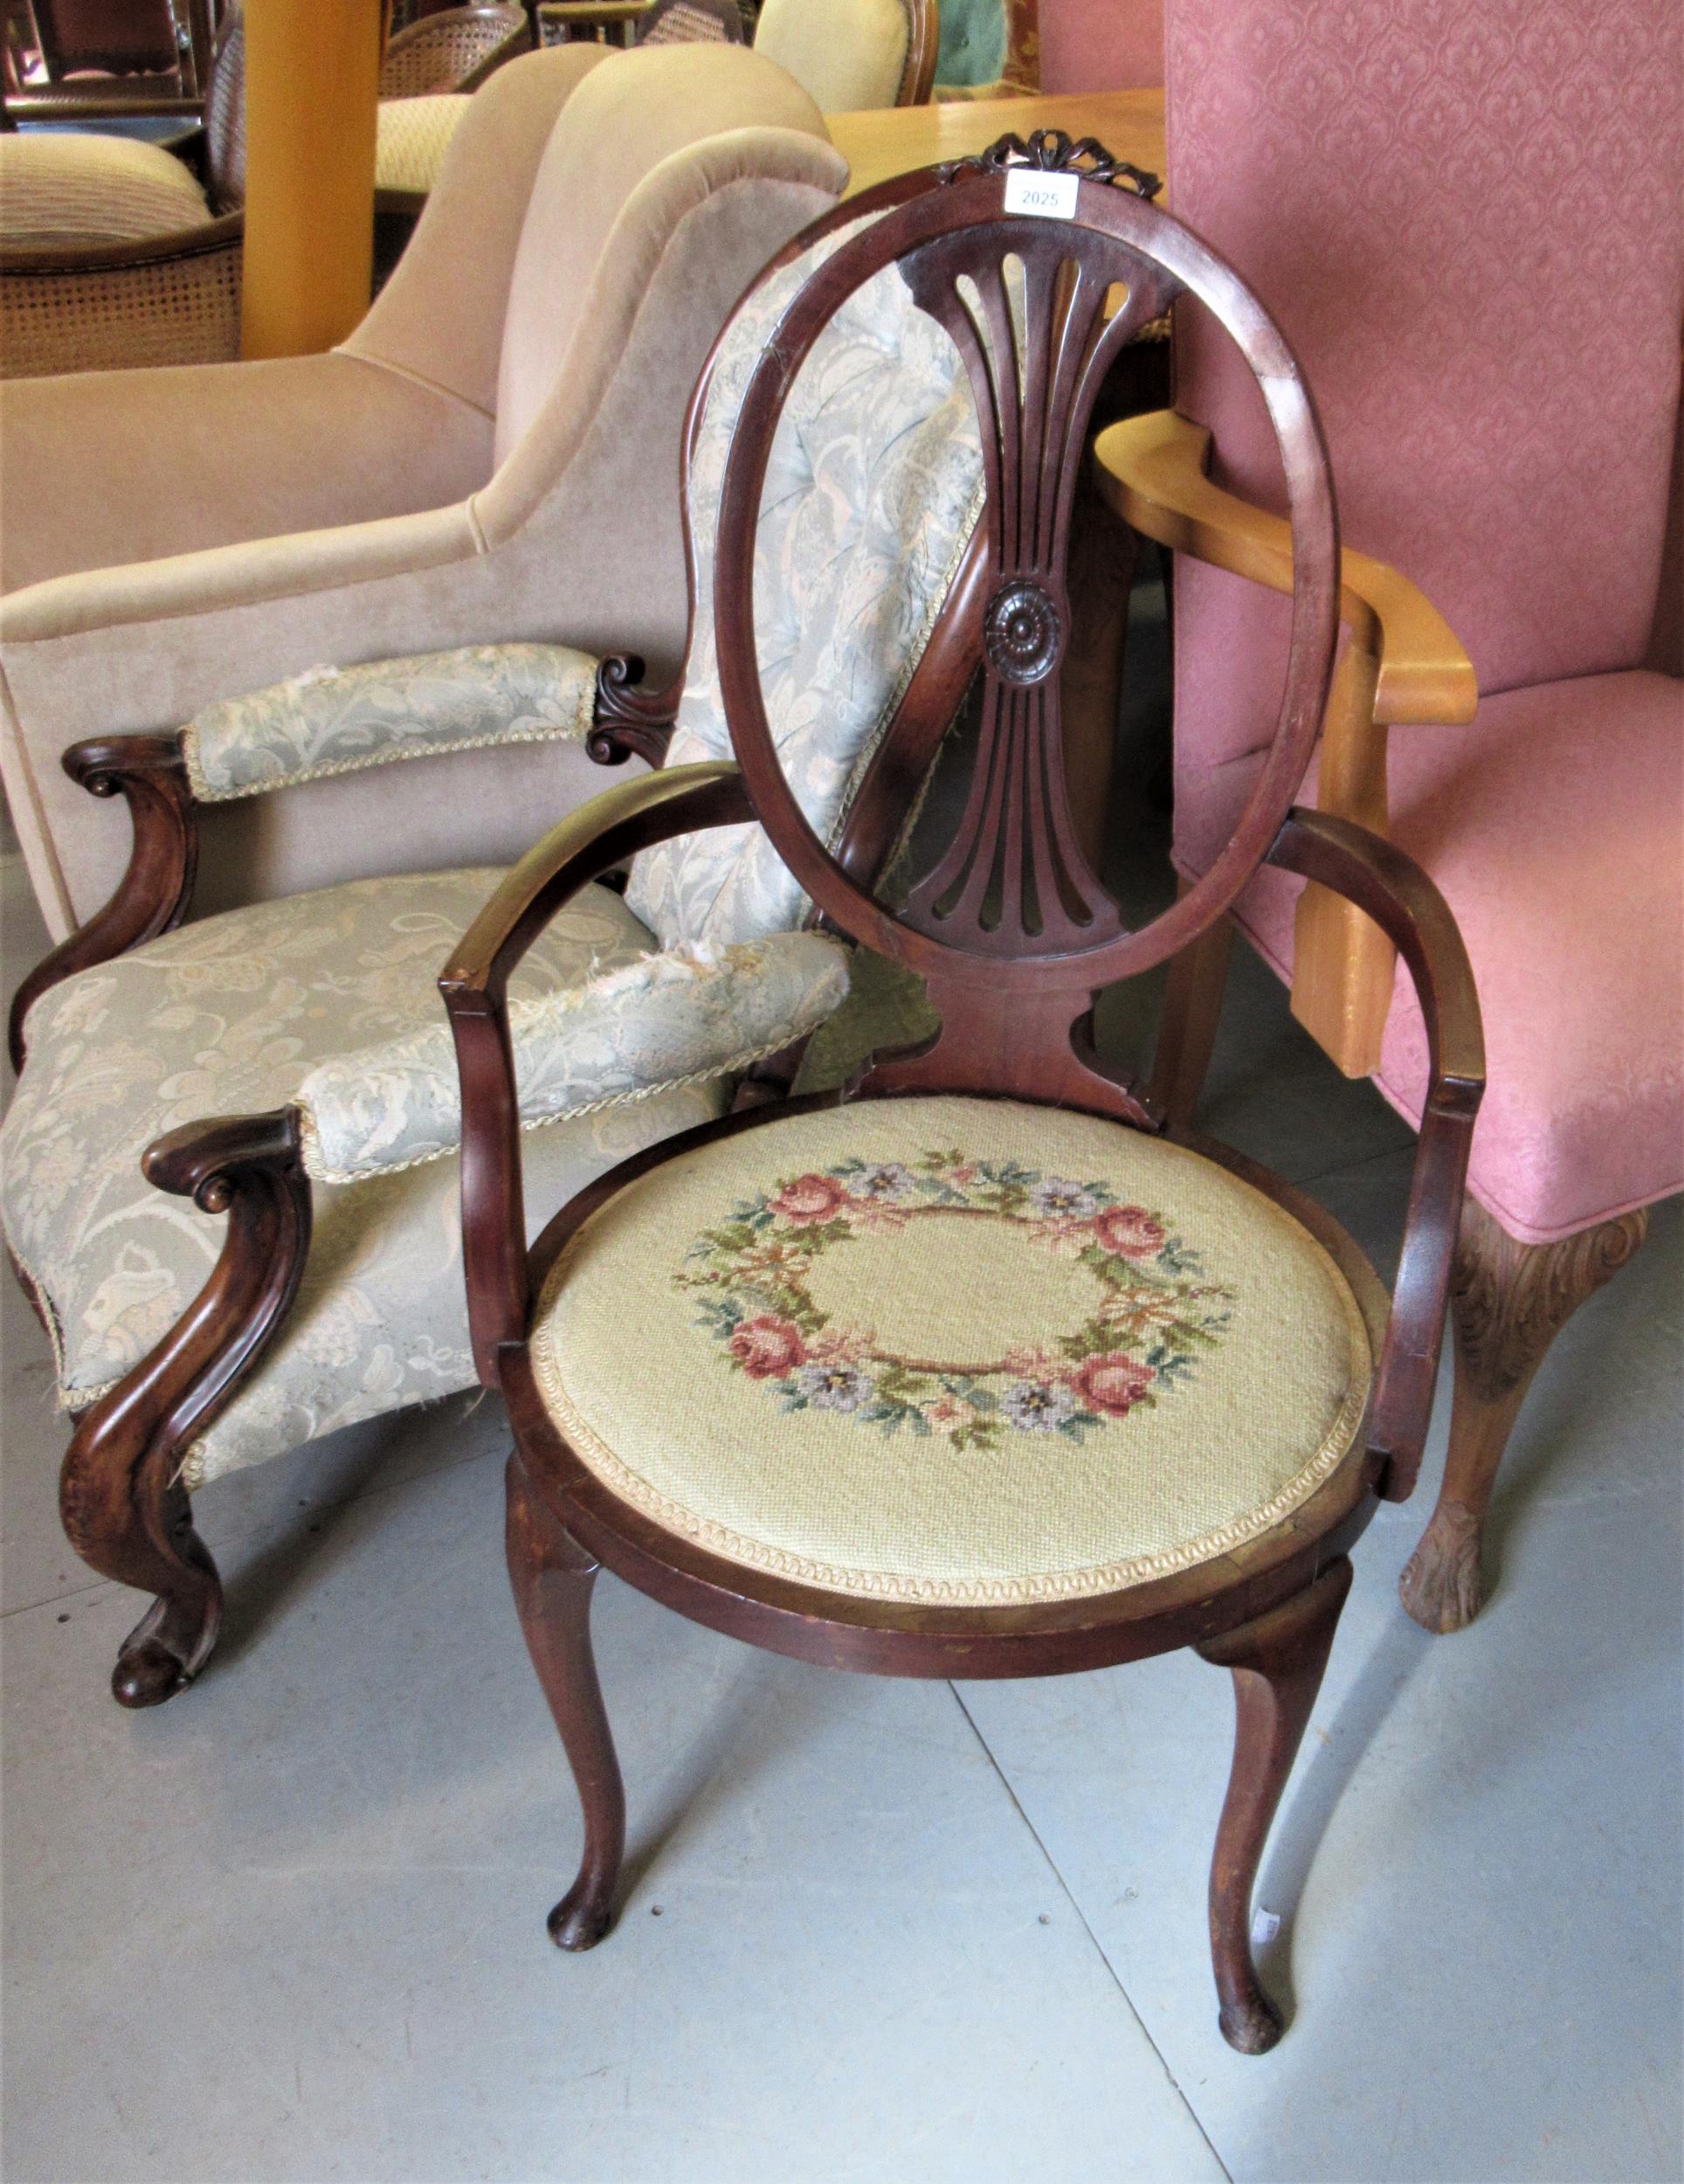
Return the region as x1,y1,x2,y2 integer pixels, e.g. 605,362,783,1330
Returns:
444,137,1482,2054
1095,0,1682,1632
0,45,850,1711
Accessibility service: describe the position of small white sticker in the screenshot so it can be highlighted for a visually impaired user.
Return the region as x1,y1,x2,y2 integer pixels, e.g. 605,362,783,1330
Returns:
1003,166,1080,220
1251,1907,1282,1948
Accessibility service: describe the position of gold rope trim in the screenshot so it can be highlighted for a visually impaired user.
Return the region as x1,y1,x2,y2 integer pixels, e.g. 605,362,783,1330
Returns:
528,1158,1377,1607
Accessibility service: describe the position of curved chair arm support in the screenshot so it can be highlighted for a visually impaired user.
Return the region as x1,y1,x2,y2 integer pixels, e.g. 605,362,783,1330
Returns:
1268,809,1485,1502
439,760,753,1383
8,736,197,1072
60,1109,311,1677
1093,410,1477,729
59,1107,311,1701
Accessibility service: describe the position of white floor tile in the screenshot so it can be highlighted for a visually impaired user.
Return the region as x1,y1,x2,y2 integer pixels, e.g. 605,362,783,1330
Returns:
3,1435,1222,2184
959,1196,1684,2184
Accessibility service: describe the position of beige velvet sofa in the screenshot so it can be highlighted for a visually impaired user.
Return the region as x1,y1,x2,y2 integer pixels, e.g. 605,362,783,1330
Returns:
0,41,845,943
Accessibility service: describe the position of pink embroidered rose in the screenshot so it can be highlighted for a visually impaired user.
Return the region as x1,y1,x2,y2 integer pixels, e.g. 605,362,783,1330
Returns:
769,1173,849,1227
1073,1353,1156,1418
1093,1206,1167,1260
728,1315,807,1380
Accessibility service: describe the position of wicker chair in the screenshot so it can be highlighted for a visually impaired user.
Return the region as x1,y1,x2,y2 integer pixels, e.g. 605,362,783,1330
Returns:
541,0,935,106
0,8,243,377
378,3,531,98
0,3,529,378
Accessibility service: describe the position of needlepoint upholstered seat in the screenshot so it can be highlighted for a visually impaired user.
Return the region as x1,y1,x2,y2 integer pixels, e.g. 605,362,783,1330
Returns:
444,137,1484,2055
529,1096,1377,1604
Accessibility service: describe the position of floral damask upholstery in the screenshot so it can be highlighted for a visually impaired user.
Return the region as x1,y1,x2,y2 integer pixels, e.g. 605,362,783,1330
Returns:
0,869,840,1480
183,643,598,801
1,169,991,1510
531,1098,1375,1605
625,210,984,952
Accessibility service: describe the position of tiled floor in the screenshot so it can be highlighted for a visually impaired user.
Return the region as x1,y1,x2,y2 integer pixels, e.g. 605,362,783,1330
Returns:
3,840,1680,2184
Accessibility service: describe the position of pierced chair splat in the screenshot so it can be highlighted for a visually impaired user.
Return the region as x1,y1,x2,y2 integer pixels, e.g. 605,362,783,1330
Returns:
445,135,1486,2055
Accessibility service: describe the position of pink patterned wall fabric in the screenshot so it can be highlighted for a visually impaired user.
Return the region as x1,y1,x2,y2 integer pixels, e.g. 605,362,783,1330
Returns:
1169,0,1683,750
1041,0,1163,92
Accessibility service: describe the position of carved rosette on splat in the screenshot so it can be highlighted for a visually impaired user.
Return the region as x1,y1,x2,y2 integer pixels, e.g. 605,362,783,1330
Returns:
936,127,1163,203
983,579,1063,685
893,137,1177,957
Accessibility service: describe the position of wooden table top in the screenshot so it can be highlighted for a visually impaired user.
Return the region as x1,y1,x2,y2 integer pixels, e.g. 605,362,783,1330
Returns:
825,88,1166,201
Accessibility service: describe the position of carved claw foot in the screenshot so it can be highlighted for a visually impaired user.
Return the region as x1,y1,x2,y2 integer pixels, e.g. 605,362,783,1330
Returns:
1218,1988,1284,2056
547,1874,618,1952
1398,1503,1483,1634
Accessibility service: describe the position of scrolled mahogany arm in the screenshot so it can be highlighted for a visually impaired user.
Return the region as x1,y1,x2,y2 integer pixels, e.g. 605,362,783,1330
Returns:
438,761,753,1386
63,1108,311,1603
587,654,683,770
1266,809,1485,1502
8,735,197,1074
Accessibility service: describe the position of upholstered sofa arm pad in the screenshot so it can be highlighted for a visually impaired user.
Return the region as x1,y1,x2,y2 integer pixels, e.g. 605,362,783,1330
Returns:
180,642,602,802
293,927,849,1185
1093,411,1479,729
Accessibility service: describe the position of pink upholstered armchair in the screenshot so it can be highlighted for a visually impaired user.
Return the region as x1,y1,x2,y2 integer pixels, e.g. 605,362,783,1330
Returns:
1097,0,1682,1631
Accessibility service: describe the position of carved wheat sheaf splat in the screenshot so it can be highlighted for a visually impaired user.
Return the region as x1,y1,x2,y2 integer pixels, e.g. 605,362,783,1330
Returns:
900,222,1176,955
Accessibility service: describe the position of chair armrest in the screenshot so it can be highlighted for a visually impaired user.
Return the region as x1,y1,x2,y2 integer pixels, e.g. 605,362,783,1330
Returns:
440,760,752,1382
1095,408,1478,1081
180,641,600,801
1093,410,1477,729
1267,808,1485,1503
296,924,846,1182
6,645,677,1065
6,736,196,1074
0,349,490,598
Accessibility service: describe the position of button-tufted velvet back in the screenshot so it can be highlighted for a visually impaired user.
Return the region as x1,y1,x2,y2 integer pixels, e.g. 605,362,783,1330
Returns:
1168,0,1684,771
493,44,831,463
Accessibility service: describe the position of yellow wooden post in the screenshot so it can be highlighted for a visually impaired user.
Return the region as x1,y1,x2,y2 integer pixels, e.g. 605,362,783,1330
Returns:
240,0,383,360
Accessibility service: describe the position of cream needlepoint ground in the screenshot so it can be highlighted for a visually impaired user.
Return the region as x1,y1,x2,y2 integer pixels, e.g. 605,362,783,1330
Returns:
532,1095,1375,1603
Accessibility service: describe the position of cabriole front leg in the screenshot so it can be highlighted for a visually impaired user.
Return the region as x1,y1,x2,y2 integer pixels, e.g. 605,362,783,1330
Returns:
506,1452,625,1950
58,1109,311,1707
1196,1557,1353,2055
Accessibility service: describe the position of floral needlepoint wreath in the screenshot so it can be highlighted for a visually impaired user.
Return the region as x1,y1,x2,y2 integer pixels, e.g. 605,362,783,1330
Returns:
674,1148,1235,1452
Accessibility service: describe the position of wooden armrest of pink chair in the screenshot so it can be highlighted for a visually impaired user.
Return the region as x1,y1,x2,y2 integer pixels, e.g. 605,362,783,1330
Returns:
1094,408,1479,1076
